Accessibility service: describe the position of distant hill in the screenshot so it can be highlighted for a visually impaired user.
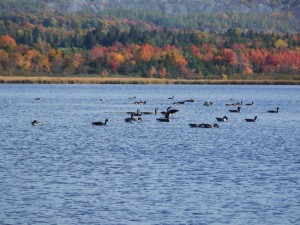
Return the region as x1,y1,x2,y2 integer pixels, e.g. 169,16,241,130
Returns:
0,0,299,33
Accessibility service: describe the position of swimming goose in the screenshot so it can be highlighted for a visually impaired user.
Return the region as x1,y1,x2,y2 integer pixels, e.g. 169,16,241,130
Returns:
203,101,213,106
189,123,200,127
268,107,279,113
185,98,196,102
173,101,185,105
127,109,142,116
229,106,241,113
200,123,219,128
92,119,108,126
134,100,146,105
35,98,42,101
125,114,142,122
245,102,254,106
157,114,170,122
168,96,174,99
142,108,158,115
245,116,257,122
31,120,41,126
216,116,228,122
225,101,242,106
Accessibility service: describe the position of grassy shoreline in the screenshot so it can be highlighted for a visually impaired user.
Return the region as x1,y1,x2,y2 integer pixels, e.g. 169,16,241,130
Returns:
0,75,299,85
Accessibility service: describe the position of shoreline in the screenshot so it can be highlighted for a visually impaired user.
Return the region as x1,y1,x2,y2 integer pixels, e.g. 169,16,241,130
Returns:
0,76,299,85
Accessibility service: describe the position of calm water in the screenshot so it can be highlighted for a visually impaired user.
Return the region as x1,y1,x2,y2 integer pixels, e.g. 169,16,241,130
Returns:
0,84,300,225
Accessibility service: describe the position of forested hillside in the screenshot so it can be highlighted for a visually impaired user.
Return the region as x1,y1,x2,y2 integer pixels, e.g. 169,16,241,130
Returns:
0,1,299,79
0,0,299,33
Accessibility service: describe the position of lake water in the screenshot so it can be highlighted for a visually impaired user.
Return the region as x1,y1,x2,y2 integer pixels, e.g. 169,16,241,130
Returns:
0,84,300,225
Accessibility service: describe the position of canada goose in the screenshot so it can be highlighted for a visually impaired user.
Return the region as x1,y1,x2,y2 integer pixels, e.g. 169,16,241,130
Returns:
134,100,146,105
229,106,241,113
92,119,108,126
125,114,142,122
35,98,42,101
245,116,257,122
127,109,142,116
225,101,242,106
168,96,174,99
128,96,136,99
173,101,185,105
161,107,179,115
189,123,200,127
216,116,228,122
204,101,213,106
157,114,170,122
31,120,41,126
268,107,279,113
245,102,254,106
185,98,196,102
199,123,219,128
142,108,158,115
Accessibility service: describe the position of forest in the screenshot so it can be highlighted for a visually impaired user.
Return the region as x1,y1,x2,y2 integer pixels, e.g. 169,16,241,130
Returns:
0,10,300,80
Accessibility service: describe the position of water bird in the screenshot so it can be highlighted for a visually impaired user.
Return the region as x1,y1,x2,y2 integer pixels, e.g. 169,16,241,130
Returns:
168,96,174,99
268,107,279,113
125,114,142,122
245,102,254,106
216,116,228,122
157,113,170,122
31,120,41,126
189,123,200,128
203,101,213,106
161,107,179,115
229,106,241,113
185,98,196,102
142,108,158,115
134,100,146,105
173,100,185,105
128,96,136,99
35,98,42,100
92,119,108,126
245,116,257,122
225,101,242,106
126,109,142,116
199,123,219,128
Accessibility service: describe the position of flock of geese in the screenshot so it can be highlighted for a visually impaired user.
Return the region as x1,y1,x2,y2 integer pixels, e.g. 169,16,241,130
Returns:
31,97,279,128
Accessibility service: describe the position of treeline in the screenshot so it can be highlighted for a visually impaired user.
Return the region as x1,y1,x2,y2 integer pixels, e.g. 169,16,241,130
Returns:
0,12,300,79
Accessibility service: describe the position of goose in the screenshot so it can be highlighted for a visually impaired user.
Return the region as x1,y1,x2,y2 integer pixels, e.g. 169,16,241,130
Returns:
268,107,279,113
161,107,179,115
128,96,136,99
92,119,108,126
35,98,42,101
157,114,170,122
229,106,241,113
225,101,242,106
126,109,142,116
168,96,174,99
185,98,196,102
200,123,219,128
125,114,142,122
245,116,257,122
173,101,185,105
134,100,146,105
216,116,228,122
245,102,254,106
142,108,158,115
31,120,41,126
204,101,213,106
189,123,200,128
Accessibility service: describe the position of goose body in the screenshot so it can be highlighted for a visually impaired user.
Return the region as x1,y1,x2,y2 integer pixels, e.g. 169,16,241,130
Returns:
173,101,185,105
185,98,196,102
216,116,228,122
125,114,142,122
229,106,241,113
204,101,213,106
245,102,254,106
189,123,200,127
200,123,219,128
92,119,108,126
268,107,279,113
31,120,41,126
157,113,170,122
161,107,179,115
127,109,142,116
134,100,146,105
245,116,257,122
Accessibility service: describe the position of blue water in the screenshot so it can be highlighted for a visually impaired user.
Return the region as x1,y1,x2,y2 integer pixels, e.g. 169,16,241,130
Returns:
0,84,300,225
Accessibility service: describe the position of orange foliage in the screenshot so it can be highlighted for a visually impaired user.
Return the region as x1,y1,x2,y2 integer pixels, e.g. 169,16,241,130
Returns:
0,35,17,51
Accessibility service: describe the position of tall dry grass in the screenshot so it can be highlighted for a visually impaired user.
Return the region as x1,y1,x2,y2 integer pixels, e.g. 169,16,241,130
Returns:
0,76,299,85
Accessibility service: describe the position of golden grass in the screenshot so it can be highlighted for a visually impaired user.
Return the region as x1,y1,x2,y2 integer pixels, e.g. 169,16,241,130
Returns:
0,75,299,85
